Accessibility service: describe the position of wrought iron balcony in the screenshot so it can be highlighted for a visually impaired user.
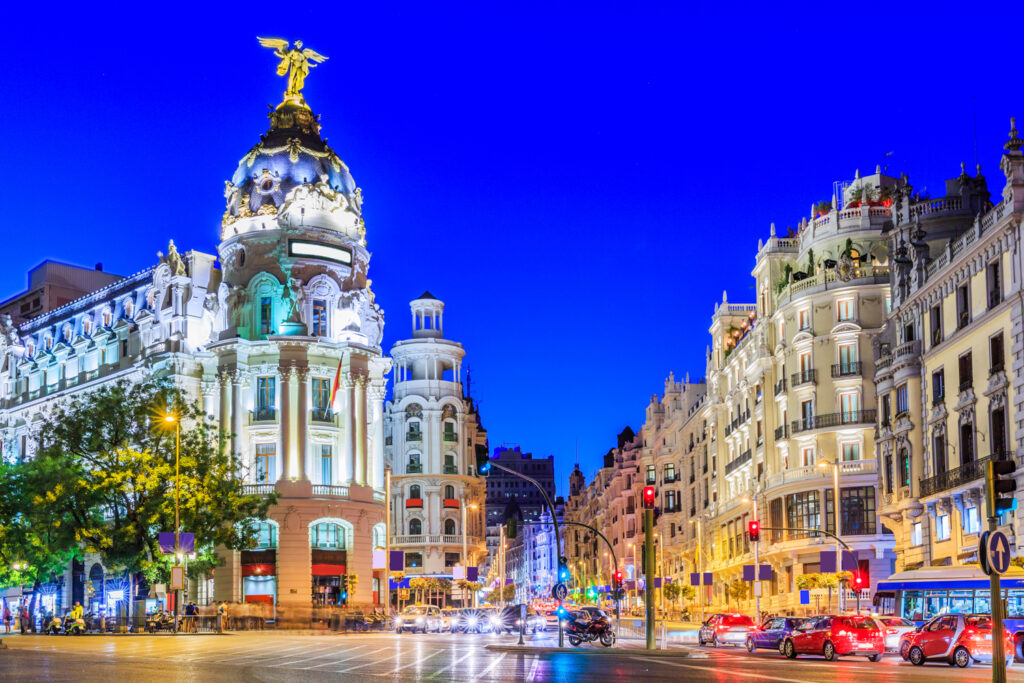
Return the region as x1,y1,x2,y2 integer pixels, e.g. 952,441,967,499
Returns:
791,409,877,435
406,430,423,442
725,449,752,475
406,463,423,474
920,453,1011,498
443,432,458,442
791,369,817,387
443,465,458,474
831,362,863,378
774,379,786,396
310,407,334,423
663,473,679,484
775,424,789,440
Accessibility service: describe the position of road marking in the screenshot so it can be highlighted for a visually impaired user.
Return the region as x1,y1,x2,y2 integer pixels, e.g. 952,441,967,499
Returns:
471,652,506,681
377,648,442,675
296,645,374,670
335,647,394,672
628,657,814,683
425,650,477,678
526,655,541,681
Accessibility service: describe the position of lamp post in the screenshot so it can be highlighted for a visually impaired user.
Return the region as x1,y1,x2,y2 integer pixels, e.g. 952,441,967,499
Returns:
164,413,181,631
461,500,479,608
689,517,704,624
741,490,761,621
385,465,391,614
817,459,843,612
628,542,635,609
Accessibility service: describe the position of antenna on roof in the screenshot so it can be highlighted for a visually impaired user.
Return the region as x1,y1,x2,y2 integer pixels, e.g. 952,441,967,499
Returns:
973,94,978,171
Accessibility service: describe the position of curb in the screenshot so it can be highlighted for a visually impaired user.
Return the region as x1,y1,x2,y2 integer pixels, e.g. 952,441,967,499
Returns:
484,644,708,657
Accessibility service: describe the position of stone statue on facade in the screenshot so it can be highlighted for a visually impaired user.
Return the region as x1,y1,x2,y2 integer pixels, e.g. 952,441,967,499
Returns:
257,37,328,101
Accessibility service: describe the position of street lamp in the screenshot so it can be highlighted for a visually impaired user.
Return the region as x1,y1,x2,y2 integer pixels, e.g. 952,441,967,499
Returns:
689,517,704,624
817,459,843,611
165,413,181,629
461,500,479,608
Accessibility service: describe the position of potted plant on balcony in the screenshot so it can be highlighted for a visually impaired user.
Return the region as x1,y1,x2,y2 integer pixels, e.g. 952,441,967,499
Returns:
814,201,832,217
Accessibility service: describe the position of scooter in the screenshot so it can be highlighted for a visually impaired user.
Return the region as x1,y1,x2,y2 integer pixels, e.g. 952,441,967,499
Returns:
145,611,175,633
43,615,62,635
63,616,86,635
565,612,615,647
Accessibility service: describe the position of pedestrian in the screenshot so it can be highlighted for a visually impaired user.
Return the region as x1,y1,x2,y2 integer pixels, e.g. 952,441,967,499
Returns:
20,606,29,634
3,602,11,633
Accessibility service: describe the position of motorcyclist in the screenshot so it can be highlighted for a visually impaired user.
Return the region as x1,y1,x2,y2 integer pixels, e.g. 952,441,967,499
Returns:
69,602,83,620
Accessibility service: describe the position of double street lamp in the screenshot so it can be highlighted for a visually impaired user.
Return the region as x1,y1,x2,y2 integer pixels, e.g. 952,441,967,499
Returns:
817,459,844,612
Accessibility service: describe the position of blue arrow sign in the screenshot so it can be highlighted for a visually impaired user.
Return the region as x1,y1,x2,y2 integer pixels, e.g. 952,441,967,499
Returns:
987,530,1011,575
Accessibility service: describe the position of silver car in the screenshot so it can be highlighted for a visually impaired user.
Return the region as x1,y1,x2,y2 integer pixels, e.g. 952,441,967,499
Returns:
878,616,916,652
394,605,443,633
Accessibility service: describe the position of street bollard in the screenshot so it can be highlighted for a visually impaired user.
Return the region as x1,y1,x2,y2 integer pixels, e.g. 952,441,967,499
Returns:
217,614,224,634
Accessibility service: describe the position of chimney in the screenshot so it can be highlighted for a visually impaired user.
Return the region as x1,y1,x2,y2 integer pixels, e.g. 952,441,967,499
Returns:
95,263,103,272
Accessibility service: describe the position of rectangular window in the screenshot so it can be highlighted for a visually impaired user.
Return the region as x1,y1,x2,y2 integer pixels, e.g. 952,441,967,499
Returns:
260,297,272,335
990,332,1004,373
911,522,923,546
825,486,876,536
646,465,656,485
836,299,854,322
312,377,331,416
837,343,857,373
933,433,946,477
840,392,859,422
903,322,915,343
936,514,950,541
785,491,820,540
987,260,1001,308
255,444,276,484
444,552,460,568
885,453,894,493
930,304,942,347
798,308,811,330
841,442,860,462
958,352,973,392
932,369,945,405
312,299,328,336
256,376,276,420
800,399,813,431
885,296,892,315
899,449,911,487
801,446,815,467
881,394,891,425
895,384,908,415
320,444,332,485
964,506,980,535
956,284,970,329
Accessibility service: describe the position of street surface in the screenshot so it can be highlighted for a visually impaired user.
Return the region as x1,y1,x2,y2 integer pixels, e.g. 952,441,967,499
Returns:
0,631,1015,682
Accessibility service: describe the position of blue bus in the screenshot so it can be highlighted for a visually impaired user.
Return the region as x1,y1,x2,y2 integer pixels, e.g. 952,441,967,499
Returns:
873,566,1024,659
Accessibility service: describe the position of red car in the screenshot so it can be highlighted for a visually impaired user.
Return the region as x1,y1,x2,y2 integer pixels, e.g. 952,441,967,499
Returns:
698,613,756,647
899,613,1016,669
782,615,884,661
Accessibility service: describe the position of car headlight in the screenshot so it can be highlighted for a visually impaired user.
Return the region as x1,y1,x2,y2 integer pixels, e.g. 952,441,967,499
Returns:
415,617,424,623
468,617,478,626
490,617,501,625
395,618,403,625
515,619,521,625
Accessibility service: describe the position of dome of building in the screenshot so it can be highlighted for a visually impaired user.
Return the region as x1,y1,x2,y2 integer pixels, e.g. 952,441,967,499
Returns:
222,99,360,230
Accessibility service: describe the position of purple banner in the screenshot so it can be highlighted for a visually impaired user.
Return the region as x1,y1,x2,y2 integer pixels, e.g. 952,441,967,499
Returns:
653,578,662,588
389,550,405,572
389,577,410,590
819,550,857,573
759,565,773,581
743,564,774,581
158,532,194,554
625,579,636,590
505,578,514,586
467,566,478,582
743,565,755,581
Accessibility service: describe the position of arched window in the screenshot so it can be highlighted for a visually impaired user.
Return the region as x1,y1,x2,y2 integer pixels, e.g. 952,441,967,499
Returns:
123,300,134,319
82,319,93,335
251,521,278,549
444,485,455,499
409,518,422,535
372,523,386,550
62,325,72,342
444,518,456,535
102,310,112,327
311,522,346,549
409,484,421,499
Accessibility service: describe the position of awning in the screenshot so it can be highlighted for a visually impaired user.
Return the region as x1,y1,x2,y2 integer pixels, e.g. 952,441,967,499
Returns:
312,563,346,576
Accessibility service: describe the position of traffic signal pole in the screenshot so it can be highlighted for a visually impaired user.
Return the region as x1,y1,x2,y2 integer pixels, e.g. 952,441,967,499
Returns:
752,498,760,623
985,461,1007,683
644,506,655,650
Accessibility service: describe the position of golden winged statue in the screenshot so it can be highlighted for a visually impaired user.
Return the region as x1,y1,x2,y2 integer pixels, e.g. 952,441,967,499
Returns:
257,37,328,101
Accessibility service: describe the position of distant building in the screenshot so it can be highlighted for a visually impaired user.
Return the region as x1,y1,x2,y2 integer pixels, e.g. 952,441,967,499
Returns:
0,260,123,325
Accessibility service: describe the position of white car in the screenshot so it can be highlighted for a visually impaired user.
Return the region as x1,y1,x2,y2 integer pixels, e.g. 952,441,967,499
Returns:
878,616,916,652
395,606,443,633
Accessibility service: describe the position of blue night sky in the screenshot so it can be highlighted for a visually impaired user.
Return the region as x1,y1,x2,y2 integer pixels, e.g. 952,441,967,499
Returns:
3,4,1021,495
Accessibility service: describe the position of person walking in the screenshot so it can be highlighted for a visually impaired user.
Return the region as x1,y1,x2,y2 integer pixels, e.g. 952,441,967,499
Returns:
3,603,11,633
20,606,29,634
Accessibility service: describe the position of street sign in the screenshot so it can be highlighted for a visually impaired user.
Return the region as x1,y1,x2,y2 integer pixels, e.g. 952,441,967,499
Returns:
552,582,568,601
981,530,1012,576
170,565,185,590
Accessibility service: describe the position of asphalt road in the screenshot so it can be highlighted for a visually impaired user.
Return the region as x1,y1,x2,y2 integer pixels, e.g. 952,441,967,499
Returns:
0,631,1014,682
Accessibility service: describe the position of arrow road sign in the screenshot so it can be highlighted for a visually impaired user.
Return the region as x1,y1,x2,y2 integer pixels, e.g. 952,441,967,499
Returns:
981,530,1012,576
552,583,568,601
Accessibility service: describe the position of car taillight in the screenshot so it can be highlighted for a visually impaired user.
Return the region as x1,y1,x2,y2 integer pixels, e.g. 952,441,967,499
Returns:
886,628,896,634
835,630,849,637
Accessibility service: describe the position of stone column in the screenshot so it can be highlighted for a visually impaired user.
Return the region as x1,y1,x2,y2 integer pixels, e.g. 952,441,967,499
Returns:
428,489,439,537
369,381,387,489
297,368,309,481
231,371,246,472
356,375,368,485
344,376,357,484
279,368,291,483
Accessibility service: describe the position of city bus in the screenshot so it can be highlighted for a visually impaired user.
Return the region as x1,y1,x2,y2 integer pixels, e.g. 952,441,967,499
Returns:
873,566,1024,659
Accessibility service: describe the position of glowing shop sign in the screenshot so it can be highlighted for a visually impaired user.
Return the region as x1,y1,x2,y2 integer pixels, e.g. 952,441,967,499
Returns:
288,240,352,265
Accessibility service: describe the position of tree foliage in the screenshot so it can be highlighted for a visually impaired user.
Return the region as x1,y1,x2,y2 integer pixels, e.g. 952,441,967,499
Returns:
1,378,277,586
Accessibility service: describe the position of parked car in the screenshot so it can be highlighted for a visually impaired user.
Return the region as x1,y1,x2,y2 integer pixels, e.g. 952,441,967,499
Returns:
440,609,458,632
876,616,916,652
394,605,443,633
745,616,807,653
698,613,756,647
899,613,1016,669
782,615,884,661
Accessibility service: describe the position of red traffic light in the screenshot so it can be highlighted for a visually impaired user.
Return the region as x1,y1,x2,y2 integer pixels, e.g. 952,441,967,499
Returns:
642,486,656,509
748,520,760,543
854,574,863,586
613,570,624,585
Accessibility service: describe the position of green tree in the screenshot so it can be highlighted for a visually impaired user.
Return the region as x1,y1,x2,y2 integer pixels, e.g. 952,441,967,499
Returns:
26,378,277,588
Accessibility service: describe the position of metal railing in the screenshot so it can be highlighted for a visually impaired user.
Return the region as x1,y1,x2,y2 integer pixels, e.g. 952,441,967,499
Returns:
406,463,423,474
442,432,458,442
774,379,786,396
831,362,863,378
775,424,789,440
443,465,458,474
406,430,422,442
310,408,335,423
725,449,752,475
312,484,349,497
241,484,276,496
791,369,817,387
791,409,876,434
920,452,1010,498
251,407,276,422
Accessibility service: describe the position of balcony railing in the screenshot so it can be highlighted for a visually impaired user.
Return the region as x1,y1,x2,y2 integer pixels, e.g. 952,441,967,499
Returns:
959,379,973,393
312,484,349,497
251,407,276,423
774,379,786,396
406,430,423,442
791,409,876,434
663,473,679,484
392,534,477,546
405,498,423,508
831,362,863,378
310,407,335,423
920,453,1011,498
774,424,789,440
725,449,752,475
241,484,276,496
791,369,817,387
406,463,423,474
442,432,458,443
443,464,458,474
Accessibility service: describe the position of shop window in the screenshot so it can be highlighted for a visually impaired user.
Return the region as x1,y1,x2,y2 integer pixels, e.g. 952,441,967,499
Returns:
405,552,423,569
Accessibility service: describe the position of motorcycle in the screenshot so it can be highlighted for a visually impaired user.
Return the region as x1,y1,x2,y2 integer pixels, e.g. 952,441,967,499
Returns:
63,616,86,635
565,610,616,647
43,615,63,635
145,611,175,633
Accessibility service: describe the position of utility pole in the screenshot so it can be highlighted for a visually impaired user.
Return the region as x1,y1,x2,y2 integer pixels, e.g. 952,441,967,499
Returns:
752,494,760,622
986,461,1007,683
385,466,391,615
642,486,656,650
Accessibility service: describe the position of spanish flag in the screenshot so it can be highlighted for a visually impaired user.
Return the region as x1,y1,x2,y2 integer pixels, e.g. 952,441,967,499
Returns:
329,355,344,407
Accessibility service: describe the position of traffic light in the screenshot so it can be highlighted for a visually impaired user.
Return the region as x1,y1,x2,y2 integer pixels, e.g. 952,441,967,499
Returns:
558,557,570,582
748,520,760,543
642,486,656,510
505,517,518,539
340,575,349,603
853,573,864,590
992,457,1018,512
613,569,624,586
476,445,491,475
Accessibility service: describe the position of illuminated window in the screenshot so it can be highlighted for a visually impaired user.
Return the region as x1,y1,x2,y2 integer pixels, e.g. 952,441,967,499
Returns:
312,299,327,336
837,299,854,321
841,442,860,461
82,319,92,335
259,297,272,335
798,308,811,330
102,310,112,327
312,378,330,413
256,377,275,420
320,445,332,485
255,444,276,483
124,301,134,319
251,521,277,549
911,522,922,546
311,522,346,549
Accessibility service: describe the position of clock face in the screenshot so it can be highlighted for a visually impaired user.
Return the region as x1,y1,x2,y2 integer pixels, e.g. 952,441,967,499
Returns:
288,239,352,265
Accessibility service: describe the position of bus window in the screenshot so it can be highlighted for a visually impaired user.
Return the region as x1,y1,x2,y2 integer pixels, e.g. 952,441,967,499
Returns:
873,592,895,617
924,591,948,619
975,592,991,614
949,590,973,614
902,590,923,621
1008,589,1024,619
